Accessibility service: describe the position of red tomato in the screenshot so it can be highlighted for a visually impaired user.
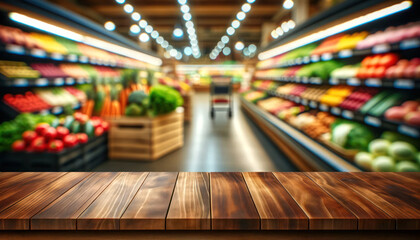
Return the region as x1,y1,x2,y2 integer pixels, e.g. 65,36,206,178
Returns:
63,134,78,147
373,66,386,78
43,127,57,140
370,55,382,67
94,126,104,136
379,53,399,68
30,136,46,152
56,126,70,139
47,140,64,152
101,122,109,132
35,123,50,135
361,56,373,67
22,130,37,144
76,133,88,144
12,140,26,152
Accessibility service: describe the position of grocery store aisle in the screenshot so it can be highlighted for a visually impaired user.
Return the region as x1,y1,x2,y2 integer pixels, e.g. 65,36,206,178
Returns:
95,92,297,172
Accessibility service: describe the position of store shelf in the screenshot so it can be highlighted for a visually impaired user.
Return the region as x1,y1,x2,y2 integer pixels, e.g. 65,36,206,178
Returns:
0,74,121,87
241,96,361,172
0,43,143,69
254,87,420,138
0,100,81,119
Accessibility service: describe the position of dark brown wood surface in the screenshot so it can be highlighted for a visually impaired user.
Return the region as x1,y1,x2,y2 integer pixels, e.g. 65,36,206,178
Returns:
31,172,119,230
77,172,148,230
243,172,308,230
305,172,394,230
210,172,260,230
166,172,210,230
120,172,178,230
0,172,90,230
273,172,357,230
0,172,419,232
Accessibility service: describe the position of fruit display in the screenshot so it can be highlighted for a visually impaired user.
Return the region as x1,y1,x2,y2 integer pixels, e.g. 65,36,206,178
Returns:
59,64,90,78
257,97,291,114
31,63,68,78
242,90,267,103
158,77,192,95
319,86,354,107
296,112,336,139
3,92,51,112
252,80,278,90
34,88,79,107
330,119,375,151
339,87,378,111
385,58,420,79
385,100,420,126
354,131,420,172
0,61,40,78
359,91,402,117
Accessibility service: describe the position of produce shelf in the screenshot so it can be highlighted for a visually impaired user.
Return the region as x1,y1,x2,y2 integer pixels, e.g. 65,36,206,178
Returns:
254,87,420,138
257,38,420,70
0,74,120,87
255,76,420,89
0,99,81,119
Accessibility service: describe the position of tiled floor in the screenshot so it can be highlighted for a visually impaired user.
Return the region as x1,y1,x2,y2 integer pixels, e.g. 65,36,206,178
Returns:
95,93,298,172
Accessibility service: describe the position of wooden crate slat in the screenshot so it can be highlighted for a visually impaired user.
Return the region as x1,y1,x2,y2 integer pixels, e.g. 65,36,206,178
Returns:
273,172,357,230
120,172,178,230
306,172,395,230
166,172,210,230
152,140,184,160
0,172,90,230
243,172,309,230
109,128,151,141
152,121,183,135
109,142,151,151
210,172,260,230
77,172,148,230
151,126,183,143
31,172,119,230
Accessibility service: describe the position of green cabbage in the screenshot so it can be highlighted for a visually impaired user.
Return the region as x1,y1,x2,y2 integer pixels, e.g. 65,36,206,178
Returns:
331,120,375,151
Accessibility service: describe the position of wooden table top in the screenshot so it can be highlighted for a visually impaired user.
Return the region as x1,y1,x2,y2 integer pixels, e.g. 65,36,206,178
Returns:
0,172,419,231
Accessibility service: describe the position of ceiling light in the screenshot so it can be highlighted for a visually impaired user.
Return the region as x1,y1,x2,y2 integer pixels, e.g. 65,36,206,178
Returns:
232,20,240,28
271,30,279,39
162,41,169,48
227,27,235,35
139,20,148,28
281,22,289,32
276,27,284,35
186,21,194,28
243,47,250,56
248,44,257,52
130,24,140,34
217,41,225,49
193,53,201,58
124,4,134,13
151,31,159,39
131,12,141,21
181,5,190,13
189,35,197,40
221,35,229,44
287,20,296,29
178,0,187,4
157,36,164,44
236,11,246,21
184,47,192,56
170,49,177,57
173,28,184,38
176,52,183,60
190,39,198,45
187,28,195,34
283,0,294,9
139,33,150,42
247,0,255,3
241,3,251,13
223,47,231,56
235,41,244,51
145,25,153,33
116,0,125,4
183,13,192,21
259,0,412,60
167,45,173,51
104,21,115,31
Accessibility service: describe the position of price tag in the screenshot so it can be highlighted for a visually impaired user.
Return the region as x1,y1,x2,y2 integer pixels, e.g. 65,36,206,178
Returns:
77,78,85,84
394,79,414,89
301,99,308,106
51,53,64,60
342,110,354,119
303,56,310,64
302,77,309,84
398,125,419,138
52,106,63,114
65,77,75,85
79,56,88,63
30,49,46,58
372,44,391,54
35,78,48,86
329,78,340,85
310,77,322,85
365,116,381,127
54,78,64,86
68,54,78,62
331,107,341,115
13,78,28,87
400,38,420,50
365,78,382,87
338,49,353,58
319,104,329,111
295,96,301,103
311,55,320,62
6,44,25,55
295,77,301,83
295,58,302,65
309,101,318,108
39,109,50,115
90,58,97,64
321,53,333,61
347,78,361,86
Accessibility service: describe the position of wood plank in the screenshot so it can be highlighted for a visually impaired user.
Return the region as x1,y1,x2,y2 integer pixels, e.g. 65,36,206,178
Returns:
0,172,90,230
336,172,420,230
120,172,178,230
353,173,420,211
306,172,394,230
31,172,119,230
0,172,66,213
0,172,22,183
273,172,357,230
242,172,308,230
166,172,210,230
77,172,148,230
210,172,260,230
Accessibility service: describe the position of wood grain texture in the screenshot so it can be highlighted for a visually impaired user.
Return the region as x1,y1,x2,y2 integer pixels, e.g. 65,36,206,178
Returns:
31,172,119,230
166,172,210,230
242,172,308,230
0,172,22,183
120,172,178,230
306,172,394,230
273,172,357,230
0,172,90,230
336,172,420,230
77,172,148,230
0,172,66,213
210,172,260,230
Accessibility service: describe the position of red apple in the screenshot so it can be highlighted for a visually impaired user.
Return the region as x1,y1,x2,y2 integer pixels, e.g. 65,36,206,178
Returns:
385,106,408,121
402,101,420,111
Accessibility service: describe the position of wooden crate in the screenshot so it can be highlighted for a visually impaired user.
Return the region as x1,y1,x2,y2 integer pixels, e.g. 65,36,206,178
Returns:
182,92,193,122
108,111,184,161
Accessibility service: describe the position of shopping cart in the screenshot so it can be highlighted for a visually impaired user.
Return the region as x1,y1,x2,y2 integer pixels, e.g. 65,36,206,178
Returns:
210,76,233,119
